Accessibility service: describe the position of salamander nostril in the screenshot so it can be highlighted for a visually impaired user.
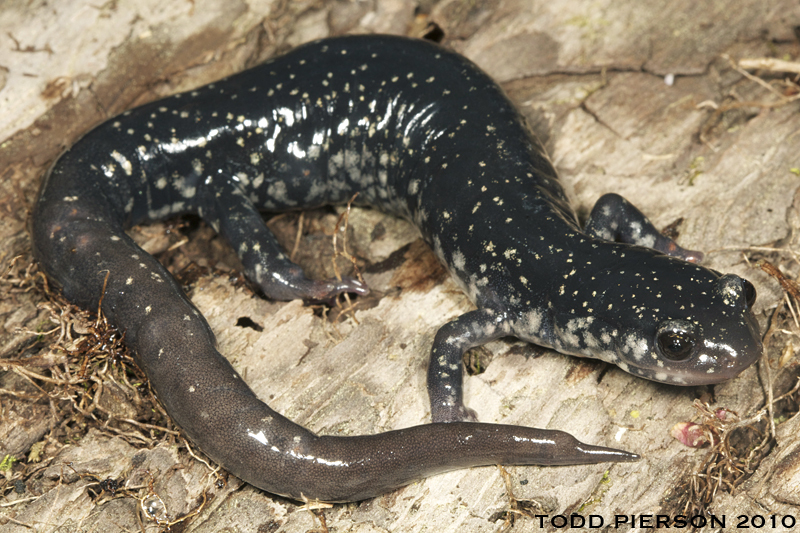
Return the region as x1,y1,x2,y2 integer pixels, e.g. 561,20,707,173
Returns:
743,279,757,309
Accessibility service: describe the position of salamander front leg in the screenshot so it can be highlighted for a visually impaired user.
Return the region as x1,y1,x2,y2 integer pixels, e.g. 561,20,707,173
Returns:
585,193,704,263
428,308,509,423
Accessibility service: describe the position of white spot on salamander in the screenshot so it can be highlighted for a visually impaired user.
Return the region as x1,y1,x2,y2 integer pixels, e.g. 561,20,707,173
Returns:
452,250,466,271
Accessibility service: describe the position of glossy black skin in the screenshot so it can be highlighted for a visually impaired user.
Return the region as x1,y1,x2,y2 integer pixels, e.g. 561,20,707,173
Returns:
31,35,760,502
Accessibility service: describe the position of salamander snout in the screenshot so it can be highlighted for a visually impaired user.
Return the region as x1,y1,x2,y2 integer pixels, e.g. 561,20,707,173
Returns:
649,273,762,385
654,275,757,363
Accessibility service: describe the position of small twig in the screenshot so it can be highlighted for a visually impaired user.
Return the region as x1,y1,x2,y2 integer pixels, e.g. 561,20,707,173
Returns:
290,211,305,261
759,344,776,440
739,57,800,75
183,438,223,486
0,496,40,508
165,237,189,252
113,418,179,436
707,245,800,263
96,270,111,329
330,194,365,323
784,293,800,331
698,55,800,147
0,387,43,400
723,54,793,101
0,512,35,528
331,194,364,286
758,259,800,303
299,493,334,512
12,365,78,387
161,489,208,529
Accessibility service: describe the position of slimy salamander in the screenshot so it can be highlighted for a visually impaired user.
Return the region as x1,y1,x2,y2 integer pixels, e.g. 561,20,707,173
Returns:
31,35,762,502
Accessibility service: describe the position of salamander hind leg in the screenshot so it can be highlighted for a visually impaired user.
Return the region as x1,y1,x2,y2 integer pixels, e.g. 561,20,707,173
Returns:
208,185,369,302
584,193,704,263
428,308,510,423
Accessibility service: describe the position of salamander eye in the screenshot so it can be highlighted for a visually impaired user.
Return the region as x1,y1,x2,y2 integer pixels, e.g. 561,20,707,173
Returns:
657,331,695,361
655,319,698,362
743,280,756,309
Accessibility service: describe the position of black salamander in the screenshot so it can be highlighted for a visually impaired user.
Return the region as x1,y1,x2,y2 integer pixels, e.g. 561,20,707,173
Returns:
31,35,762,502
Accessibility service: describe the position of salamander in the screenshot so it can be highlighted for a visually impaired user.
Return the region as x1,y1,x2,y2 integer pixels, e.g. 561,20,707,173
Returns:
30,34,762,502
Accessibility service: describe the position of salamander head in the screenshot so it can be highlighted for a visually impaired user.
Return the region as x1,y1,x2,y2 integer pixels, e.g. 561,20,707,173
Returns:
548,252,762,385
